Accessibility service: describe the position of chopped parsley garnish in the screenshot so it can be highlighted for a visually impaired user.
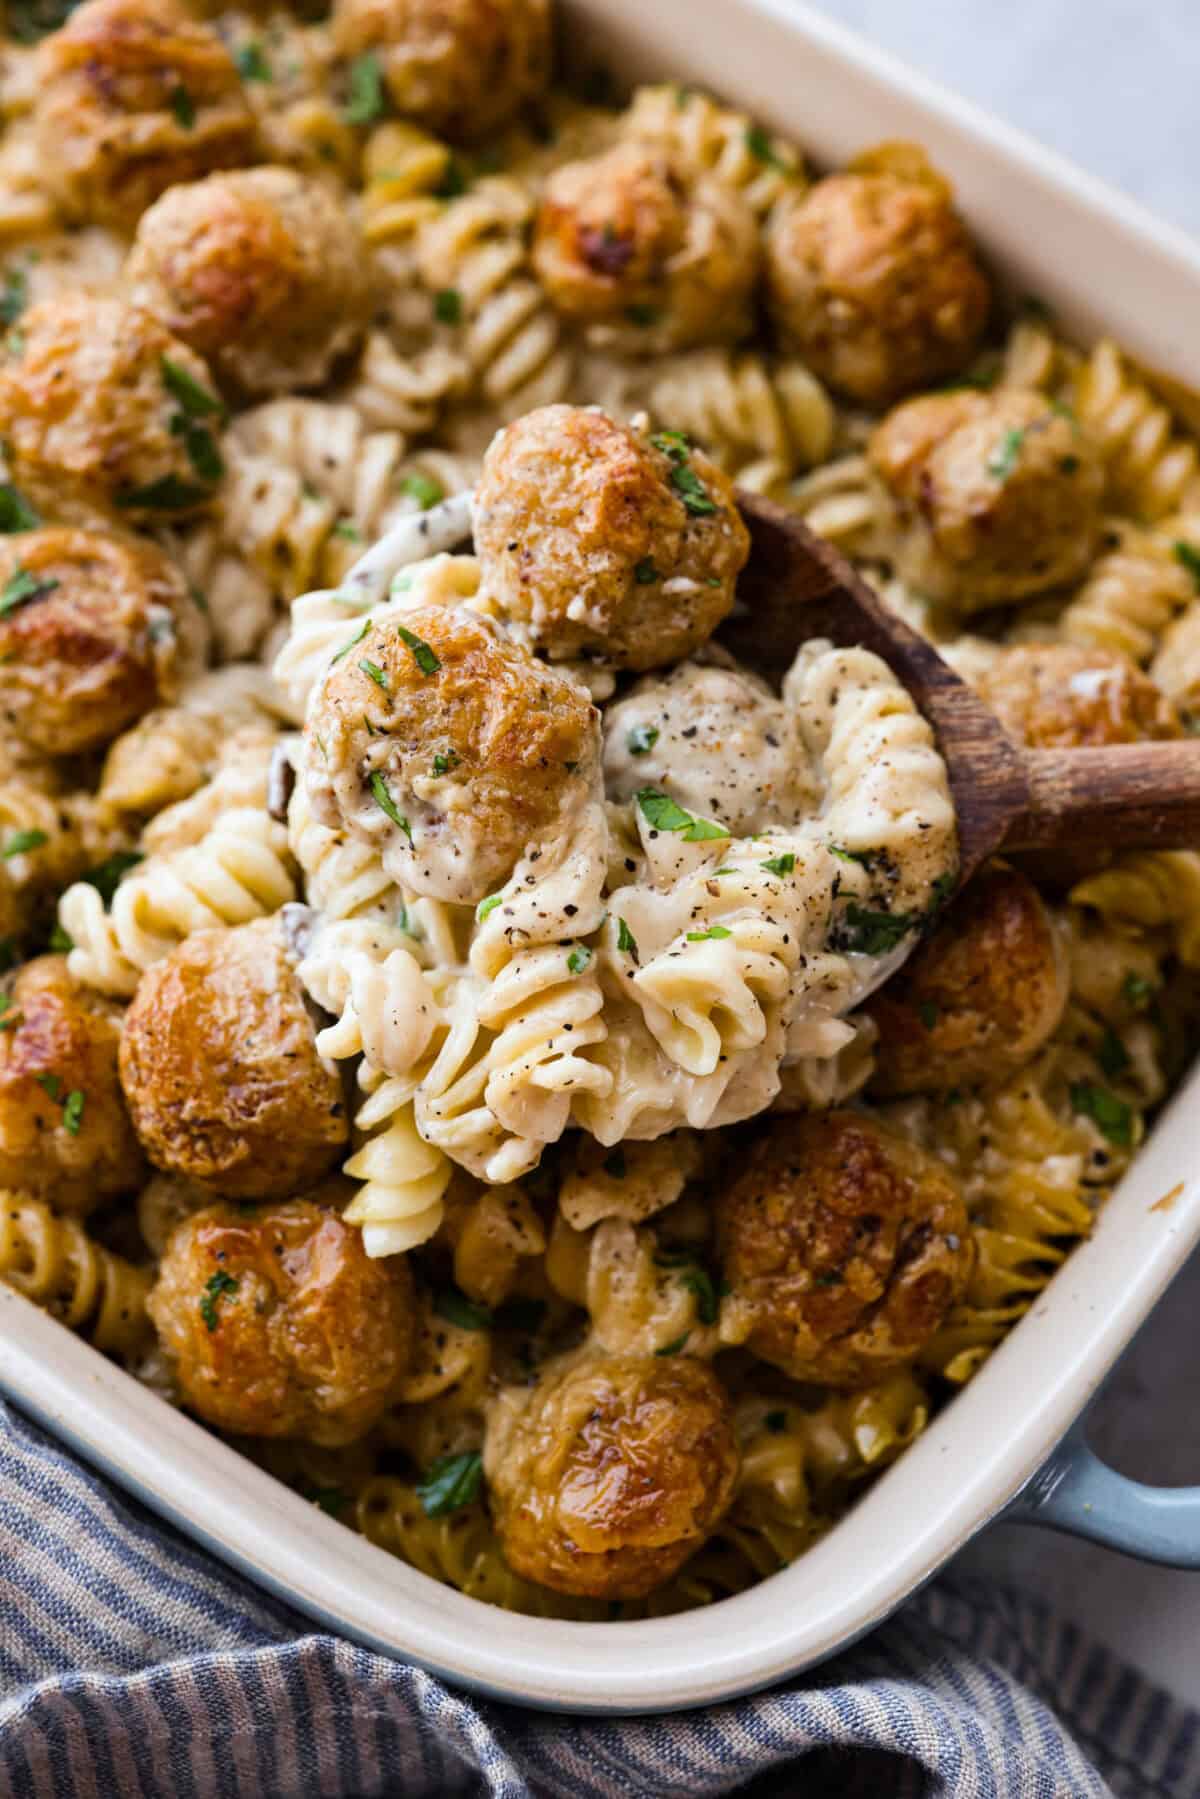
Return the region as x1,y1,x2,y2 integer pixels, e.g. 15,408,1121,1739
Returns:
1173,541,1200,590
633,558,660,584
432,159,467,198
369,771,411,839
0,564,57,617
566,943,592,975
395,623,440,675
832,903,917,957
417,1451,483,1517
685,924,732,942
765,1409,788,1434
81,850,142,907
235,41,272,81
2,828,47,859
1122,972,1156,1011
62,1089,84,1135
48,922,72,953
359,657,389,692
175,420,224,484
1098,1027,1130,1080
399,471,445,510
476,892,503,922
760,852,795,877
636,787,728,842
0,267,26,328
1070,1081,1133,1147
432,749,459,776
655,1333,690,1357
603,1148,627,1180
743,122,789,171
626,723,659,755
679,1266,718,1325
331,620,369,662
0,485,38,532
434,287,463,326
116,475,210,511
829,843,879,870
626,303,661,328
199,1269,239,1332
435,1287,492,1331
0,994,20,1032
918,1000,939,1031
813,1269,843,1288
344,52,386,125
36,1072,60,1101
170,85,196,130
650,430,717,516
161,357,223,419
615,916,638,957
986,427,1025,481
332,518,362,541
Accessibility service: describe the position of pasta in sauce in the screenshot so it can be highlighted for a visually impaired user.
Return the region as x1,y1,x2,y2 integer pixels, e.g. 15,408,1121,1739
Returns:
0,0,1197,1618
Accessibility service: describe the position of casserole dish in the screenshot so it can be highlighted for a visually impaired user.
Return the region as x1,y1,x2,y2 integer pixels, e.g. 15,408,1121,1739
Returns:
2,0,1200,1715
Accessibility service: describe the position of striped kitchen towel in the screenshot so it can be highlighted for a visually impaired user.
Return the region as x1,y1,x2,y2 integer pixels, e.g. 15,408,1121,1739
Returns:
1,1397,1197,1799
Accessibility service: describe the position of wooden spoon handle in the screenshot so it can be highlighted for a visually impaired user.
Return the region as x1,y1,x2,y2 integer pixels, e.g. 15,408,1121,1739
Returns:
1002,744,1200,852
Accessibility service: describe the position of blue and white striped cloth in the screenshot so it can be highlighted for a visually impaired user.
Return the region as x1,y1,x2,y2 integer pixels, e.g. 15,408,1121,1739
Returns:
1,1398,1197,1799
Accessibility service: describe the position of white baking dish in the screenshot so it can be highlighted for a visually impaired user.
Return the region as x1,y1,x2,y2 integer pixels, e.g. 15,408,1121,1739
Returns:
4,0,1200,1716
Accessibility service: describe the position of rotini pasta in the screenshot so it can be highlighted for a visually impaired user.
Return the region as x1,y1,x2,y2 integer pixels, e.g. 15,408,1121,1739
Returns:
0,1191,152,1361
1074,339,1200,522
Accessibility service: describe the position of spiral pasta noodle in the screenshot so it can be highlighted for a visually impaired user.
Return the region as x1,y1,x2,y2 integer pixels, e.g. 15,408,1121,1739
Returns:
1070,851,1200,967
1151,596,1200,722
1073,340,1200,522
361,120,456,243
343,1092,454,1256
1057,520,1196,663
0,1192,152,1362
624,83,804,217
298,916,441,1076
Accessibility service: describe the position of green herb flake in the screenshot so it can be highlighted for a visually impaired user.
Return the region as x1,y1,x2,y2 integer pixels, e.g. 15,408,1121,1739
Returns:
626,723,659,755
0,485,38,533
1122,972,1156,1011
161,356,223,419
918,999,939,1031
433,287,463,326
475,892,503,922
331,620,370,662
48,922,73,953
178,421,224,484
359,657,389,693
743,122,788,171
0,564,57,618
829,843,878,870
566,943,592,975
679,1266,718,1325
170,84,196,129
760,852,795,877
0,267,26,328
199,1269,239,1332
36,1072,60,1101
633,558,660,585
432,159,467,199
432,749,459,777
1070,1081,1133,1147
395,623,441,675
2,828,47,859
685,924,732,942
615,916,638,957
833,902,917,957
369,771,412,839
0,994,20,1031
332,518,362,542
634,786,728,842
399,471,445,510
115,475,210,512
62,1089,84,1135
986,426,1025,482
435,1287,492,1331
417,1450,483,1518
654,1332,690,1357
82,850,143,907
649,429,717,516
813,1269,843,1289
235,40,271,81
1173,541,1200,590
1098,1027,1130,1080
344,51,385,125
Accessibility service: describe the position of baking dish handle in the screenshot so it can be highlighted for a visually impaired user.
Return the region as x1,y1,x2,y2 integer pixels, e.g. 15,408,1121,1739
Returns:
1007,1418,1200,1566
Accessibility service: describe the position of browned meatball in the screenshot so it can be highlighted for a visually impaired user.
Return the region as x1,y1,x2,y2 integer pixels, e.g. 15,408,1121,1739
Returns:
474,405,749,669
0,955,143,1214
764,164,991,406
717,1111,972,1387
331,0,551,140
119,917,348,1199
34,0,257,232
976,642,1184,748
147,1193,415,1443
0,295,226,526
305,599,601,903
126,167,372,398
868,388,1104,608
866,867,1069,1095
484,1349,738,1599
0,528,207,757
533,143,758,354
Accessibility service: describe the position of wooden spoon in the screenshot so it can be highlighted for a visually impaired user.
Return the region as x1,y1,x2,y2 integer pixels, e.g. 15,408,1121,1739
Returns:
725,493,1200,886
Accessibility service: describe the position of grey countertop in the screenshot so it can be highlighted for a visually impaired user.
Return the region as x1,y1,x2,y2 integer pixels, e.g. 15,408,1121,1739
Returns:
810,0,1200,1712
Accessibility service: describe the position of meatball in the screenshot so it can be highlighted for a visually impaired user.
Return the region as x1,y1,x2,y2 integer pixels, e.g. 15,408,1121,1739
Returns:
0,295,226,526
34,0,257,232
147,1194,415,1444
127,167,372,398
976,642,1184,748
866,866,1069,1095
532,143,758,354
331,0,550,139
119,917,348,1199
0,955,143,1214
717,1111,972,1387
764,166,991,406
474,405,749,670
484,1349,739,1599
304,599,601,904
868,388,1104,608
0,528,208,758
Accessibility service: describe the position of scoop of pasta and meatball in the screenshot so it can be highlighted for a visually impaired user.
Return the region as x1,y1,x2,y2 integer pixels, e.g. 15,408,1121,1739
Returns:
118,917,348,1199
473,405,749,670
331,0,552,140
303,599,601,904
0,528,207,758
126,167,372,398
0,955,143,1214
484,1348,739,1599
764,159,991,406
532,142,758,354
866,865,1069,1096
868,388,1104,608
147,1190,415,1443
975,642,1184,748
0,295,226,526
717,1111,972,1387
34,0,257,232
